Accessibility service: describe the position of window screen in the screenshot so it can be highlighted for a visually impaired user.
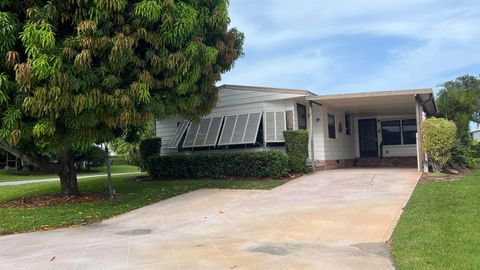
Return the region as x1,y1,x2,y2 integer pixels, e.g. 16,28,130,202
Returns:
328,114,336,139
402,119,417,145
297,104,307,130
381,120,401,145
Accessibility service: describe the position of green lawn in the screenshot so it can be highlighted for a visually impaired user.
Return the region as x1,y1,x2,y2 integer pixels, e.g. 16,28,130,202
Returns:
0,165,140,182
391,170,480,270
0,175,285,235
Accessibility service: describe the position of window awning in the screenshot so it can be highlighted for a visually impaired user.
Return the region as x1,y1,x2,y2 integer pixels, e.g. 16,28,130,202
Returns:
218,112,262,146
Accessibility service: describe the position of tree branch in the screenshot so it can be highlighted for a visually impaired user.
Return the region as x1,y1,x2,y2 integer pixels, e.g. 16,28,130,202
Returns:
0,141,60,172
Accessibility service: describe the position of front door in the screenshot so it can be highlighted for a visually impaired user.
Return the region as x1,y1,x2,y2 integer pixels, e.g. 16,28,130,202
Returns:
358,119,378,157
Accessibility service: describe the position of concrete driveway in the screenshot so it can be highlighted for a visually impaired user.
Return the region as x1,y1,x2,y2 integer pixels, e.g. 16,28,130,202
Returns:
0,168,420,270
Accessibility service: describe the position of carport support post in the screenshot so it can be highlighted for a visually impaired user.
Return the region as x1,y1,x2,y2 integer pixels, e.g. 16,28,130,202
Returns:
415,96,425,172
308,100,315,171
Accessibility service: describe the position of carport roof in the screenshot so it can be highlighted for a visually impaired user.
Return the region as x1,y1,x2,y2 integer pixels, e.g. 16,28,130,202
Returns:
307,88,437,116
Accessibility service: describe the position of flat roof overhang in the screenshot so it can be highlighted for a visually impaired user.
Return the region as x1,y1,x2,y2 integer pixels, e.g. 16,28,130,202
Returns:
307,89,437,117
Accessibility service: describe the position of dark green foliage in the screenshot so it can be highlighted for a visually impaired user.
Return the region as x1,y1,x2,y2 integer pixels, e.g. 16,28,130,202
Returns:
146,151,289,179
447,140,477,169
74,146,106,170
139,138,161,168
283,130,310,173
472,141,480,158
437,75,480,169
437,75,480,144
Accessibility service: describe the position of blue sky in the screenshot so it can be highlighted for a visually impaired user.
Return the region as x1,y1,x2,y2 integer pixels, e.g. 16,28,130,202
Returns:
220,0,480,96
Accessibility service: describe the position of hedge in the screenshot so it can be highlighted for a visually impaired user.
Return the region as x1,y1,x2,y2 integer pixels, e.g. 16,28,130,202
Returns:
139,138,161,169
422,117,456,172
146,151,289,179
283,130,310,173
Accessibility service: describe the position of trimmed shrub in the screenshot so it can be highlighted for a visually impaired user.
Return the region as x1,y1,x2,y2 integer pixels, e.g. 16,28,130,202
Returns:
139,138,161,169
422,117,457,172
146,151,289,179
283,130,310,173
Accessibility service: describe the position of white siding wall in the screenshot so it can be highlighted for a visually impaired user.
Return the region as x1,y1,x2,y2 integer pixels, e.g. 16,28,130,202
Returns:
155,116,183,155
382,145,416,157
155,87,306,156
323,107,357,160
309,103,326,161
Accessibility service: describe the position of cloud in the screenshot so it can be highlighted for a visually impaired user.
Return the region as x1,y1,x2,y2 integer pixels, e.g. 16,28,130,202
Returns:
221,0,480,94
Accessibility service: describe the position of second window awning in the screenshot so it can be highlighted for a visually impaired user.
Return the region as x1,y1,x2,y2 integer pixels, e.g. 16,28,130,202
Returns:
218,112,262,146
182,116,224,148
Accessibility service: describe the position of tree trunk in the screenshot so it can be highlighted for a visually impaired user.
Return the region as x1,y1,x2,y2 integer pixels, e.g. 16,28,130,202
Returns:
58,147,80,196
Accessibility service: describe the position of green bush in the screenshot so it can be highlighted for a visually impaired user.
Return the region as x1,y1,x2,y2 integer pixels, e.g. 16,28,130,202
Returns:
146,151,289,179
422,117,457,172
283,130,310,173
447,139,477,169
139,138,161,169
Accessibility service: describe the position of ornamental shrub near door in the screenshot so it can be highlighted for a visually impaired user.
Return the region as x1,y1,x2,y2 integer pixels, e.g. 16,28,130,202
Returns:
422,117,457,172
283,130,310,173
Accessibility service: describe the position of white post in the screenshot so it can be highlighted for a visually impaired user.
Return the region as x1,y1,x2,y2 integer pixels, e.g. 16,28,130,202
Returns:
308,101,315,171
415,96,425,172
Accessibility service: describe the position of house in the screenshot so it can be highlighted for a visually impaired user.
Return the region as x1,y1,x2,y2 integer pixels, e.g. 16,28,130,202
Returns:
472,130,480,142
155,85,437,171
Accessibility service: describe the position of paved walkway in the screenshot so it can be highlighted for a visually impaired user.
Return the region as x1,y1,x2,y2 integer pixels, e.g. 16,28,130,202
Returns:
0,172,141,187
0,168,421,269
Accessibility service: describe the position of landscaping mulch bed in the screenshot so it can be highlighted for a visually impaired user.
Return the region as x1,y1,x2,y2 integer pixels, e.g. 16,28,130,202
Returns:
0,192,110,209
133,173,302,183
420,169,470,183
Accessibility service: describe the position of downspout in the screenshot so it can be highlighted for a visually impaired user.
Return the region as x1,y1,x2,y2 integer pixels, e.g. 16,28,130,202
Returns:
308,100,315,171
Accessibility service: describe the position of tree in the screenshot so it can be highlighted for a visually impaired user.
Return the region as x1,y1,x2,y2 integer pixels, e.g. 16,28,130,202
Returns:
0,0,244,196
437,75,480,144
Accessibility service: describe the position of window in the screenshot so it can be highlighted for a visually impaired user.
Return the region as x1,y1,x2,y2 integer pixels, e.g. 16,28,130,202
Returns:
381,120,401,145
328,114,336,139
296,104,307,130
402,119,417,145
345,114,351,135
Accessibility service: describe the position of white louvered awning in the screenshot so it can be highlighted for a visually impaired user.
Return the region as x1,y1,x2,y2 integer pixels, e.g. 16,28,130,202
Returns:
264,111,286,142
167,121,190,148
182,116,224,148
218,112,262,146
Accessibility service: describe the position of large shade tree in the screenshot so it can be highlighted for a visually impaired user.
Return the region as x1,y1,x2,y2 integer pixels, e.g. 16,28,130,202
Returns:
437,75,480,144
0,0,244,195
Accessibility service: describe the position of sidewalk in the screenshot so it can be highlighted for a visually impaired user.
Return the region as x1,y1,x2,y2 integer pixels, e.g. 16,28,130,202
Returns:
0,172,142,187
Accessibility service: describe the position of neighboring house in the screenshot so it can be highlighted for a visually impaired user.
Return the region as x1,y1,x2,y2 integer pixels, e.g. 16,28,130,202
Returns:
472,130,480,142
155,85,437,171
0,151,22,170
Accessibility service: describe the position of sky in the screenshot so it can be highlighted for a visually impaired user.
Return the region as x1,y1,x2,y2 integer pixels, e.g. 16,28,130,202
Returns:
220,0,480,96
